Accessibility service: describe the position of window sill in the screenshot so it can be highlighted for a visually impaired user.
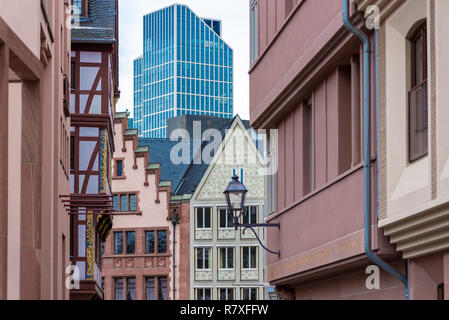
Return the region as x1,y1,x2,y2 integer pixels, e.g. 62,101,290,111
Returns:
106,253,171,258
112,176,127,180
113,211,142,216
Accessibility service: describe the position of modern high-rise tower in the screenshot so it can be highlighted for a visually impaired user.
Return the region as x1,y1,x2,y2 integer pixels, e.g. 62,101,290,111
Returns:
133,4,234,138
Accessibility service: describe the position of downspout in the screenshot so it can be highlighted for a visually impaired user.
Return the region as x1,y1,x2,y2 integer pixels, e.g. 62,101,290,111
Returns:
170,215,179,300
342,0,409,300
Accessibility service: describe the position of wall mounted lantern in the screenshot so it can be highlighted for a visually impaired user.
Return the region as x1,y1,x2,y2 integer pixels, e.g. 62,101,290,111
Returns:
224,175,280,257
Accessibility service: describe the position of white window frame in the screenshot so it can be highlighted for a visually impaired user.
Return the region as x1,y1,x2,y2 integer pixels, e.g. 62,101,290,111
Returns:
241,287,258,300
195,247,212,270
218,207,233,229
242,205,259,225
250,0,259,66
218,287,235,300
195,207,212,229
195,288,212,300
218,247,235,270
241,246,258,270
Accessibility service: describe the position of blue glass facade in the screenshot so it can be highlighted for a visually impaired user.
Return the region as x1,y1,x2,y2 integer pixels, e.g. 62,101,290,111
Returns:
133,5,233,138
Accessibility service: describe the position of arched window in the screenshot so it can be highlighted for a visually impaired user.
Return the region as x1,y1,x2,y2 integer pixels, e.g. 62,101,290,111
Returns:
408,21,428,162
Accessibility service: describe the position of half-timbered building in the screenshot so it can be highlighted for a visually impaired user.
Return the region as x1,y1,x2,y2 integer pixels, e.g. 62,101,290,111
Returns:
68,0,120,300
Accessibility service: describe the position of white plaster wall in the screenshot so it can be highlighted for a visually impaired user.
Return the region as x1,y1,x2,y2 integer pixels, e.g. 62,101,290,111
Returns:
385,0,429,221
436,0,449,197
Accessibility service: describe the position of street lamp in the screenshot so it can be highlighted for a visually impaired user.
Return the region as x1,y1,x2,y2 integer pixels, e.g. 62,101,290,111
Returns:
223,175,281,257
224,174,247,229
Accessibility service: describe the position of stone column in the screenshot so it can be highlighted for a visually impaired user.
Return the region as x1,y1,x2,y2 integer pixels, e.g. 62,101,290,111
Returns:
20,80,42,299
0,43,9,300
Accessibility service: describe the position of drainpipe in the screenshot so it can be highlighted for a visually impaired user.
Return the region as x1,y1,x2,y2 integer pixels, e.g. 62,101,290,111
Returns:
170,215,179,300
342,0,409,300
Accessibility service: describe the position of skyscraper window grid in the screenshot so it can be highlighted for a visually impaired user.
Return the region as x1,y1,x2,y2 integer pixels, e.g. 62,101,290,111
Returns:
133,4,233,138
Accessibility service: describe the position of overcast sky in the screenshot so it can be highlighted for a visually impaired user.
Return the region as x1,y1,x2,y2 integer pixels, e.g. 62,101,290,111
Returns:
117,0,250,120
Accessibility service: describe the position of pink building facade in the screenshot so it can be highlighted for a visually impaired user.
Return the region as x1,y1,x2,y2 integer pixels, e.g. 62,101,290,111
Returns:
0,0,72,299
249,0,405,300
250,0,449,300
101,113,191,300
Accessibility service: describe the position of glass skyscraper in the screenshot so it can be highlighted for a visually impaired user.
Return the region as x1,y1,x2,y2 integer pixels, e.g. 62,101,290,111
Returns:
133,4,234,138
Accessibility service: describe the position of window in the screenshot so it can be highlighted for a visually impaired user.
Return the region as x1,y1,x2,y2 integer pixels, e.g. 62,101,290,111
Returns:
157,230,167,253
409,22,428,162
114,232,123,255
145,277,155,300
145,229,167,254
266,131,277,214
242,247,258,269
72,0,87,16
113,193,138,212
303,98,313,194
219,208,233,229
250,0,259,65
242,206,258,225
219,288,234,300
196,247,212,270
196,288,212,300
219,247,234,269
113,195,119,212
145,276,167,300
71,62,76,90
129,194,137,211
126,278,136,300
145,231,155,254
116,160,123,177
242,288,258,300
158,277,167,300
121,195,128,212
70,136,75,170
126,231,135,254
114,278,124,300
69,215,74,258
196,207,211,229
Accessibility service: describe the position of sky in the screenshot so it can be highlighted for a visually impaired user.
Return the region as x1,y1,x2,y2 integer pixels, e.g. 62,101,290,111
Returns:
117,0,250,120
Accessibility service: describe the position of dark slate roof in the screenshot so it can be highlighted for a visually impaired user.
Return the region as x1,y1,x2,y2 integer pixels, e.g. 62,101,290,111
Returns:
173,117,236,196
137,138,196,193
137,115,259,196
71,0,117,42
